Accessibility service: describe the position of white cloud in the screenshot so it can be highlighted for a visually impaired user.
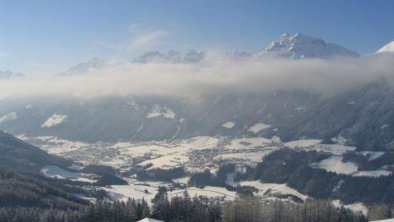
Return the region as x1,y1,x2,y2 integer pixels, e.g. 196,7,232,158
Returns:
0,53,394,99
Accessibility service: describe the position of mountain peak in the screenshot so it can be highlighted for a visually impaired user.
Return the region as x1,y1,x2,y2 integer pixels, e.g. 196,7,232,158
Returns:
376,40,394,53
265,33,359,59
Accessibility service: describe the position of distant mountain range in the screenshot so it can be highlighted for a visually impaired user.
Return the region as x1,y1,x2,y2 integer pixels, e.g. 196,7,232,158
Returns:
63,33,363,74
132,33,359,63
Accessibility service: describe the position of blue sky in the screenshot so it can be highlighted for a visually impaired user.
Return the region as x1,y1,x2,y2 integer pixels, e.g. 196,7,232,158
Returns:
0,0,393,75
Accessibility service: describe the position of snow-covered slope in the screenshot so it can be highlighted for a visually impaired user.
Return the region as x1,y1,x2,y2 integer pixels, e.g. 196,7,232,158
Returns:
377,40,394,53
262,33,359,59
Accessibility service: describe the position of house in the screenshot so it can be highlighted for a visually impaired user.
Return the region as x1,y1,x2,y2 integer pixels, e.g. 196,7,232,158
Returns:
137,218,164,222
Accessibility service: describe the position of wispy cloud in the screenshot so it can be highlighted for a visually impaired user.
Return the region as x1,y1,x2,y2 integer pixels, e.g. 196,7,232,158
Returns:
126,30,170,51
95,25,171,53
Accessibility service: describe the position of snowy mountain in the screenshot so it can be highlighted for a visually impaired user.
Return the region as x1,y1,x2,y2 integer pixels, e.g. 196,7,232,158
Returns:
262,33,359,59
133,50,205,63
131,33,358,62
376,40,394,53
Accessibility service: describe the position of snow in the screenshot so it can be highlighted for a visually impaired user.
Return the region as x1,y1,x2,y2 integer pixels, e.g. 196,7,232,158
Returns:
248,123,270,133
331,136,347,145
0,112,17,123
310,144,356,155
285,139,321,148
226,137,272,149
332,200,368,215
103,184,158,204
138,218,164,222
34,136,90,155
130,137,218,170
138,153,190,170
377,40,394,53
40,165,96,183
222,121,235,129
74,194,96,203
214,150,274,164
146,105,175,119
313,155,392,177
169,186,236,200
264,33,358,59
381,124,389,129
41,113,67,128
353,170,392,177
172,176,190,185
313,156,358,175
358,151,385,161
239,181,308,201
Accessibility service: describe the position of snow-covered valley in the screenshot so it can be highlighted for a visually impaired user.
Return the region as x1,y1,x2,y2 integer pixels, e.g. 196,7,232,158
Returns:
17,133,392,213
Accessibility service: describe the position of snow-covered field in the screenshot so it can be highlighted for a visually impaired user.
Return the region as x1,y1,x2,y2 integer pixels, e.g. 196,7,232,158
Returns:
169,186,237,200
41,165,97,183
103,184,159,204
239,181,309,201
313,156,358,175
332,200,368,215
312,156,392,177
285,139,322,148
28,135,389,178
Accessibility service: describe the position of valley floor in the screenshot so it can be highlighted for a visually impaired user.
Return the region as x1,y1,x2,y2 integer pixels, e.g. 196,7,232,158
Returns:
19,134,393,215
